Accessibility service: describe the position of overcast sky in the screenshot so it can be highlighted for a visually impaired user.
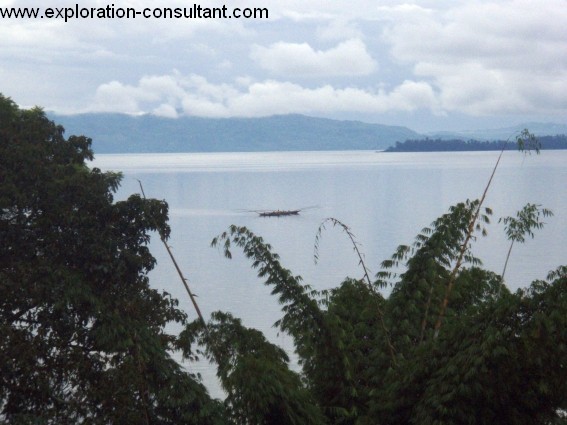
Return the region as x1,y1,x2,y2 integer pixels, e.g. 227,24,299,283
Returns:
1,0,566,131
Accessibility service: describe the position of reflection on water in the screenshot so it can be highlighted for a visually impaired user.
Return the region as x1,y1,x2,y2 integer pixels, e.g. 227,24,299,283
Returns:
92,150,567,397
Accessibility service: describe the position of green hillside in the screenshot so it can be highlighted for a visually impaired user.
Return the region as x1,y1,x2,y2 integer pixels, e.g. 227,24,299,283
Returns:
49,113,420,153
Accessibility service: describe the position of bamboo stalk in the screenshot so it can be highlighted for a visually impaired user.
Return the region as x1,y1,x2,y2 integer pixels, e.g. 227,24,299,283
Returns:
135,180,227,371
498,242,514,296
432,130,539,337
433,144,506,338
136,180,207,328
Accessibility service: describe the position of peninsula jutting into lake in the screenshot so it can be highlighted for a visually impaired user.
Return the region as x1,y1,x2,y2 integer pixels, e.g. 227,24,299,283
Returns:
385,134,567,152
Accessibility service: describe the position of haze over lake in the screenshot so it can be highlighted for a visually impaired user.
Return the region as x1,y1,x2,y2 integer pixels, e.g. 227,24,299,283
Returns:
92,149,567,397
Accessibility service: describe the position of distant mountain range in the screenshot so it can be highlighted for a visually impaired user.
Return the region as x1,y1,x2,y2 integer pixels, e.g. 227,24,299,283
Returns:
49,113,420,153
427,122,567,141
48,112,565,153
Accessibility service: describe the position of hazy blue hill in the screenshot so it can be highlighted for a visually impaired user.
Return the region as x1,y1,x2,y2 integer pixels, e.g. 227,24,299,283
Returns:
49,113,420,153
428,122,567,141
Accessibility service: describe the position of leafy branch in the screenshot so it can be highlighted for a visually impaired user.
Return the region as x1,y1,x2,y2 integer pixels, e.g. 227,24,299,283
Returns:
211,225,326,356
433,129,541,337
498,203,553,293
314,217,372,288
211,226,368,418
314,217,397,362
181,311,324,425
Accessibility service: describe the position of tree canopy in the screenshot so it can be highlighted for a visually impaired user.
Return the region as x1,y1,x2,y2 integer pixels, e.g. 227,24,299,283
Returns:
385,135,567,152
206,222,566,425
1,94,565,424
0,94,223,423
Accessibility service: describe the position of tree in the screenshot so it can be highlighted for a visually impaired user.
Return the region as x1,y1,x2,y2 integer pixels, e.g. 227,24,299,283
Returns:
208,216,565,424
193,126,565,424
3,93,565,424
180,311,324,425
0,94,224,423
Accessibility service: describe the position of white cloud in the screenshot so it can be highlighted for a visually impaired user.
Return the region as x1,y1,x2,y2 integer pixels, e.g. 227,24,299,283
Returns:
2,0,566,124
375,4,433,22
250,39,377,77
225,79,438,117
152,103,179,118
316,19,363,42
272,0,430,21
382,0,567,115
93,81,145,114
0,21,87,58
89,72,439,117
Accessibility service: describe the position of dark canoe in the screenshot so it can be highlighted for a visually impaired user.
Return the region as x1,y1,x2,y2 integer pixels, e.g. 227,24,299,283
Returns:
258,210,300,217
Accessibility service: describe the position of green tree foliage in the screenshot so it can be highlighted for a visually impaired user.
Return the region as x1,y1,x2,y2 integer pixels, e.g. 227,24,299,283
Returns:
385,133,567,152
210,226,356,423
2,94,565,424
379,200,491,352
499,203,553,285
194,127,565,424
0,94,223,423
208,216,565,424
180,311,324,425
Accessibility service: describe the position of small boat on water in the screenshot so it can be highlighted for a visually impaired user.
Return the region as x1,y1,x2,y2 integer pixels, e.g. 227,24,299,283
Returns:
258,210,300,217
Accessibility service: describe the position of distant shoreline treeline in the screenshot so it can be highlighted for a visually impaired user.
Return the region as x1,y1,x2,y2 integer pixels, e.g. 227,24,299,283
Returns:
385,134,567,152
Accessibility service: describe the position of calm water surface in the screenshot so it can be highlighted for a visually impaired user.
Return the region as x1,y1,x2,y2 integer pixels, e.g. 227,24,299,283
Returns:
92,150,567,397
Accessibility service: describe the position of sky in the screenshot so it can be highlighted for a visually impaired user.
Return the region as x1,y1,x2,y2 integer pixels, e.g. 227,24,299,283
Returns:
1,0,566,132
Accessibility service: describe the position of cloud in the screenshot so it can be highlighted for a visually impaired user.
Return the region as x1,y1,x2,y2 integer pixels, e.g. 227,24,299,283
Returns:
3,0,566,123
89,72,439,117
0,21,87,59
375,4,433,22
93,74,185,114
382,0,567,115
272,0,423,21
225,79,438,117
250,39,377,77
93,81,145,114
152,103,179,118
316,19,362,42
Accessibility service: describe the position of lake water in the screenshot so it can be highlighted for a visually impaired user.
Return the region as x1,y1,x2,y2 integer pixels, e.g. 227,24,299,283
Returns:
92,150,567,397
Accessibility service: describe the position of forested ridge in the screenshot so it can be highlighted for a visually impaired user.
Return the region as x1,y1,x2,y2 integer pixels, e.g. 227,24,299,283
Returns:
2,94,566,424
50,112,419,153
386,135,567,152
